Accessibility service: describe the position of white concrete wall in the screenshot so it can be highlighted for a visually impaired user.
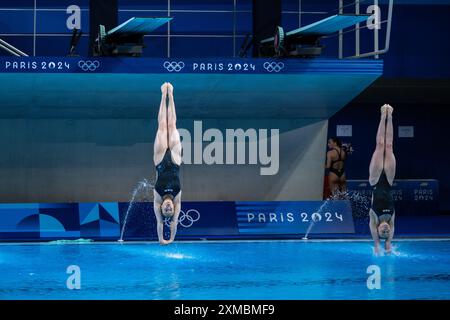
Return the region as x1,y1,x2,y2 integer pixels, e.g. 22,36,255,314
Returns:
0,118,328,202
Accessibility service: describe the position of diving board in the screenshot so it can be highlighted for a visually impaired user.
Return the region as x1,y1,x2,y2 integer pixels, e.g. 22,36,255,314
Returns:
260,14,370,58
95,17,172,57
106,17,172,37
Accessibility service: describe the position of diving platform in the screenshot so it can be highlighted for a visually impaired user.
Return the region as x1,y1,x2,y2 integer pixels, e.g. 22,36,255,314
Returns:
95,17,172,57
0,57,383,204
260,14,371,57
107,17,172,36
0,57,382,120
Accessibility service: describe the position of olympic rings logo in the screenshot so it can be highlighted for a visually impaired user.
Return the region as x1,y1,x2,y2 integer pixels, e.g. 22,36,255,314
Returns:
263,62,285,73
78,60,100,72
163,61,185,72
164,209,200,228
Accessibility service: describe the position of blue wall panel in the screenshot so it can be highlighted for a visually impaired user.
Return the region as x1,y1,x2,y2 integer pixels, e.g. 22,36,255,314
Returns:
171,37,234,57
171,0,233,10
0,0,33,9
36,10,90,34
118,0,167,10
383,5,450,78
235,11,252,34
170,12,233,35
37,0,89,8
236,0,252,11
0,11,34,34
35,36,90,56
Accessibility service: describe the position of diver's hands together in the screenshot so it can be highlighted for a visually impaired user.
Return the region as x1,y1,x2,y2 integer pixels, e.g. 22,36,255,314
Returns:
159,238,174,246
373,242,393,255
159,239,170,245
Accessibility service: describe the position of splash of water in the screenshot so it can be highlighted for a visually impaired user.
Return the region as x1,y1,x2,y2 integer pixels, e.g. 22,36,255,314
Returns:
302,221,314,240
164,253,193,260
302,189,371,240
118,179,154,242
303,198,333,240
49,239,93,244
347,189,372,232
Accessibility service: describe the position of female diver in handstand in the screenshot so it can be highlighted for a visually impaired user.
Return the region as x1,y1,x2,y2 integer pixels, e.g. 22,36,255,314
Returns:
153,82,182,245
369,104,396,254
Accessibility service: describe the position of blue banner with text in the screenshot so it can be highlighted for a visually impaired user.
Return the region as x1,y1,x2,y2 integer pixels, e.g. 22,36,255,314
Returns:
0,57,383,75
347,179,439,216
0,201,355,241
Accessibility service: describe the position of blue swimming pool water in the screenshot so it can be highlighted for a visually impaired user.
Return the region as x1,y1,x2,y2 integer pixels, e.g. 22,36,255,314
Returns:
0,240,449,300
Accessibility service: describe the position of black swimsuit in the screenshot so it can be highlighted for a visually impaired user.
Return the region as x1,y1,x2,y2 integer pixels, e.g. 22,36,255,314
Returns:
371,170,395,220
155,148,181,198
329,148,346,178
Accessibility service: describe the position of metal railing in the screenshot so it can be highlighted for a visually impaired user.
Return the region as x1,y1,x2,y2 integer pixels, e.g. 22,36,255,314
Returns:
0,38,28,56
340,0,394,59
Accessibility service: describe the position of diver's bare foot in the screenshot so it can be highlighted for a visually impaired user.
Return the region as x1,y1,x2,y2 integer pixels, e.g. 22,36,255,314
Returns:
380,104,388,115
161,82,168,96
386,104,394,115
167,82,174,96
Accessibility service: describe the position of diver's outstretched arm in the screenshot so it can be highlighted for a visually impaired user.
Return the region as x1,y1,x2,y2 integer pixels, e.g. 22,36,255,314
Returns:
385,213,395,253
153,196,168,245
369,210,381,254
167,200,181,244
154,216,167,245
